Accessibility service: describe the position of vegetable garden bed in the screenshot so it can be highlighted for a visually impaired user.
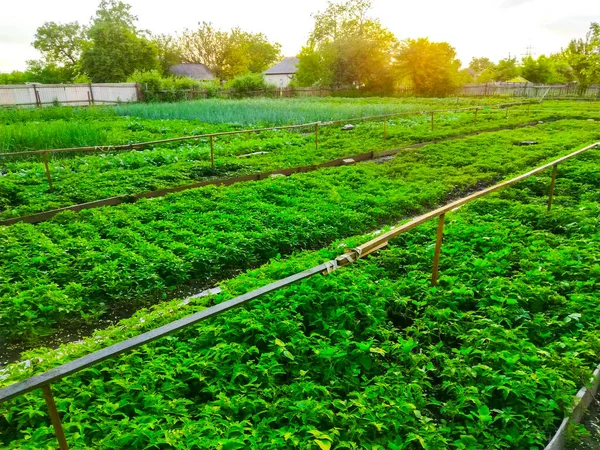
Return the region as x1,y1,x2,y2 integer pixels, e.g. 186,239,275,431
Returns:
0,120,598,352
1,144,599,449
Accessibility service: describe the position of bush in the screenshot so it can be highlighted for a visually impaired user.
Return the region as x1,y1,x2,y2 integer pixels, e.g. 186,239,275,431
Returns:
225,73,275,98
128,70,210,102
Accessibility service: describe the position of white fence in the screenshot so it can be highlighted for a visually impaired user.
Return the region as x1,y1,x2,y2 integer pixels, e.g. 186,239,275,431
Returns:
0,83,140,107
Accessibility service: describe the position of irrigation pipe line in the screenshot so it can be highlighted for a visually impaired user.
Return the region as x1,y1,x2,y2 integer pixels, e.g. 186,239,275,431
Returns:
0,141,598,450
0,101,533,158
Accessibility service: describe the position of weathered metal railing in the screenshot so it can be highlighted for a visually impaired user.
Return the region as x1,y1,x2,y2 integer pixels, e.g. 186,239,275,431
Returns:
1,141,596,449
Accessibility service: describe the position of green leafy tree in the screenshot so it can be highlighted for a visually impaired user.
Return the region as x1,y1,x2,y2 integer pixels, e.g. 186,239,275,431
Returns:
32,22,87,68
24,60,75,84
80,0,158,82
152,34,183,76
520,54,571,84
0,71,27,85
493,57,520,81
564,22,600,90
296,0,397,91
469,57,493,74
178,22,281,81
396,38,463,96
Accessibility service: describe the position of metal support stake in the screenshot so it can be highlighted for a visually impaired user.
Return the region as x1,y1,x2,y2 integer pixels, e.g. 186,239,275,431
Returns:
431,213,445,287
547,164,558,211
431,111,435,131
42,385,69,450
474,108,478,123
315,123,319,152
505,106,509,119
209,136,215,169
42,152,54,192
383,117,387,140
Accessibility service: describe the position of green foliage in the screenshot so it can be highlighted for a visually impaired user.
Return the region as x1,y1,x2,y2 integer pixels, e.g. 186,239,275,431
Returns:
2,147,600,448
564,22,600,90
0,101,567,219
113,96,518,125
469,57,494,74
80,0,158,82
178,22,281,81
396,38,463,96
151,34,183,76
127,70,203,102
493,57,520,81
225,73,273,97
0,118,598,346
296,0,397,91
520,54,572,84
32,21,87,69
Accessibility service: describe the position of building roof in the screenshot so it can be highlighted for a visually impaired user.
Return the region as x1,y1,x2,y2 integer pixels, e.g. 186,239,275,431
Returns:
264,57,299,75
169,64,215,80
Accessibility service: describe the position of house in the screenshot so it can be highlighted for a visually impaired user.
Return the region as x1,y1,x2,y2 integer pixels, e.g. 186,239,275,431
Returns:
264,57,299,88
169,64,215,81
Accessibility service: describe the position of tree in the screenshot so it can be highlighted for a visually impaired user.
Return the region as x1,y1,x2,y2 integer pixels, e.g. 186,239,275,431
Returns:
469,57,493,74
0,71,27,85
296,0,397,91
24,60,75,84
396,38,462,96
230,29,281,74
520,54,571,84
152,34,183,76
32,22,87,68
564,22,600,90
493,57,520,81
178,22,280,81
80,0,157,82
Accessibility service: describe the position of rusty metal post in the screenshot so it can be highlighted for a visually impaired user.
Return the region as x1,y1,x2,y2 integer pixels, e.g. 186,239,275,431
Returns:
474,107,478,123
42,385,69,450
383,117,387,140
42,152,54,192
33,85,41,107
431,213,445,286
547,164,558,211
430,111,435,131
315,123,319,152
209,136,215,169
88,83,95,106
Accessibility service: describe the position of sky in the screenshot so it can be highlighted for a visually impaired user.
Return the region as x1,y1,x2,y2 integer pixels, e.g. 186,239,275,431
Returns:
0,0,597,72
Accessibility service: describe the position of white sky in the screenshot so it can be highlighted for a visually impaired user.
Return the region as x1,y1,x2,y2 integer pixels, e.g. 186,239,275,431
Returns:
0,0,597,72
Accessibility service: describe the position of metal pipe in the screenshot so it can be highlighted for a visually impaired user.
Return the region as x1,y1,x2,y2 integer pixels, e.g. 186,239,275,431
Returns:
42,152,54,192
383,117,387,140
548,164,558,211
42,385,69,450
431,214,445,286
209,136,215,169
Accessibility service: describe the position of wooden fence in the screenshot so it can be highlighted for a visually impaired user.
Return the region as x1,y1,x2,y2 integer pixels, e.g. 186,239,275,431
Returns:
0,83,141,107
459,83,600,99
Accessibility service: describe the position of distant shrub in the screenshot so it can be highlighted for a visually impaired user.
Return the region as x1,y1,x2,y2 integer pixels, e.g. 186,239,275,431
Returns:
225,73,275,98
128,70,216,102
